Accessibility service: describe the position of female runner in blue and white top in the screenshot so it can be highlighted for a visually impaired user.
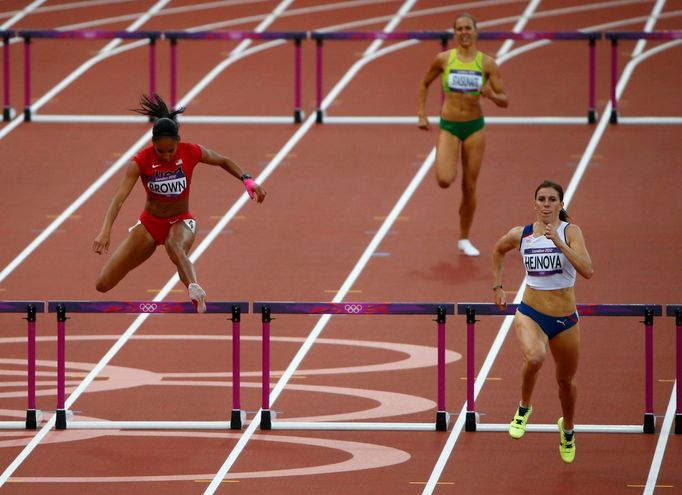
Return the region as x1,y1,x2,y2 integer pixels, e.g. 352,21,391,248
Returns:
491,180,593,464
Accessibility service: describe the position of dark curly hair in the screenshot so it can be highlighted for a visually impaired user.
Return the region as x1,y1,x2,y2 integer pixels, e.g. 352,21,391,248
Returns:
132,94,186,140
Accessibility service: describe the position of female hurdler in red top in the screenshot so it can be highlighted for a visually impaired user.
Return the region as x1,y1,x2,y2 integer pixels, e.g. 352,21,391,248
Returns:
92,94,267,312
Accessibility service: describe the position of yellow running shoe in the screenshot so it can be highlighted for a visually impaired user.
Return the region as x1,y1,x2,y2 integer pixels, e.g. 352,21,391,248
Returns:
558,417,576,463
508,405,532,439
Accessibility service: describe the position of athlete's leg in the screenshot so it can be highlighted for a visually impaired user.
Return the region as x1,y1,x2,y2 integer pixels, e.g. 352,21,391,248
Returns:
95,225,157,292
164,221,197,287
549,324,580,430
513,311,549,407
434,129,461,188
459,129,486,239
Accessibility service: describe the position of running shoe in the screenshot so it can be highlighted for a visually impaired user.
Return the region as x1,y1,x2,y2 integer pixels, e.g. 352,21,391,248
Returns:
188,283,207,313
458,239,480,256
558,417,576,463
508,405,532,439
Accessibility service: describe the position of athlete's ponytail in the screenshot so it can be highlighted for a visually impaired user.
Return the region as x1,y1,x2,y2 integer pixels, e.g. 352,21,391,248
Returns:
132,93,185,140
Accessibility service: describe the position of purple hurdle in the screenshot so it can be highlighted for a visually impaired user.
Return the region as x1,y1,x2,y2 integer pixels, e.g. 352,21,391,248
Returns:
254,301,454,432
0,301,44,429
459,303,662,434
49,300,248,430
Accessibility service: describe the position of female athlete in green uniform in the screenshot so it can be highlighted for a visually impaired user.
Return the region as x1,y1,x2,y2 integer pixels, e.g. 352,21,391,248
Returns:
417,13,508,256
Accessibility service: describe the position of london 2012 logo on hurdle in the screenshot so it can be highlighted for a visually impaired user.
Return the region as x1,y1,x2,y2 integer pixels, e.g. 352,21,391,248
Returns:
139,303,158,313
344,304,364,314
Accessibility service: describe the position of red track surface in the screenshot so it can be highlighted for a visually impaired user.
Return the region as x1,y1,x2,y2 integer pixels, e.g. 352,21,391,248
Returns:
0,1,680,494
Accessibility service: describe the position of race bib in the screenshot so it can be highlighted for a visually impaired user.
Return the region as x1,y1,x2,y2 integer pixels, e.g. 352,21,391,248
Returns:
447,69,482,93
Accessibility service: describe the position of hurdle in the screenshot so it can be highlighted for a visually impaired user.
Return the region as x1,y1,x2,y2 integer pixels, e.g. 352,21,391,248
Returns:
16,30,161,122
48,300,248,430
164,30,307,123
605,31,682,124
0,301,44,429
311,31,601,124
1,30,15,121
254,301,454,431
460,303,663,434
666,304,681,434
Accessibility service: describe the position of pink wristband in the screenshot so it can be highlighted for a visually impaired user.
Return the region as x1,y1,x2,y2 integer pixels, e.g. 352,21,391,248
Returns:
243,178,256,199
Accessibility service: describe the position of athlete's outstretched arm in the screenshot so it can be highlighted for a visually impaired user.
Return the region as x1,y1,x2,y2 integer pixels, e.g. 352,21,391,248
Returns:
93,161,140,254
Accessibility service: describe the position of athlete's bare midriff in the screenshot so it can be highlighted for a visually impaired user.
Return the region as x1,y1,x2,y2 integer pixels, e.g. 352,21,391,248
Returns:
441,92,484,121
144,196,189,218
523,286,577,317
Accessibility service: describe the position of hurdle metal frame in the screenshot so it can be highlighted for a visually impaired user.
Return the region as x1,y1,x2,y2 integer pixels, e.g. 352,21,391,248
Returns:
459,303,663,434
605,31,682,124
48,300,248,430
311,31,602,124
164,30,307,123
16,30,161,122
253,301,454,431
0,301,44,429
666,304,681,434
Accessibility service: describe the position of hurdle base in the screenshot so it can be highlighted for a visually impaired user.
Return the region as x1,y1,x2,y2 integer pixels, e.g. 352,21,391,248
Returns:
25,409,42,429
587,109,597,124
465,411,479,432
55,409,73,430
268,421,439,431
294,109,304,124
473,423,645,433
609,109,618,124
23,107,31,122
436,411,450,431
230,409,246,430
675,414,682,435
643,413,655,434
315,109,324,123
3,106,15,121
260,409,275,430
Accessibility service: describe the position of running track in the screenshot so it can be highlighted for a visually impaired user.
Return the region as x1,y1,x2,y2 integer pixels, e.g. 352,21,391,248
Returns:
0,1,680,494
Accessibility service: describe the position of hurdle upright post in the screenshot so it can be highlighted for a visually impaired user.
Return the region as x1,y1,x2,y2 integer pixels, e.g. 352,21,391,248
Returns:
643,307,655,433
55,304,67,429
230,304,243,430
675,306,682,435
148,34,157,97
465,306,477,432
169,35,178,112
588,34,598,123
609,34,618,124
436,305,448,431
2,32,12,121
294,34,303,123
315,36,323,123
25,304,38,429
22,34,31,122
260,305,273,429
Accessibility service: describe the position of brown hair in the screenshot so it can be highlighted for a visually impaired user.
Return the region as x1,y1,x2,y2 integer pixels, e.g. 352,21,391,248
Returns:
454,13,478,30
535,180,570,222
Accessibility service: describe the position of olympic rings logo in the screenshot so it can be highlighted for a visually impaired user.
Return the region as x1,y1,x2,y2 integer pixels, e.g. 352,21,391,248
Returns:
139,303,158,313
344,304,364,314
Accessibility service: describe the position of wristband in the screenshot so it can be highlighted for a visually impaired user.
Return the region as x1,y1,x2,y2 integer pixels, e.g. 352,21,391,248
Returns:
492,284,503,291
240,173,252,182
243,178,256,199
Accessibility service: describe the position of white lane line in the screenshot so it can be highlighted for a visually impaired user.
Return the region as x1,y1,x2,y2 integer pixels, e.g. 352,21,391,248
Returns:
0,0,47,30
201,2,423,493
643,383,677,495
0,0,297,488
421,1,544,492
423,1,674,492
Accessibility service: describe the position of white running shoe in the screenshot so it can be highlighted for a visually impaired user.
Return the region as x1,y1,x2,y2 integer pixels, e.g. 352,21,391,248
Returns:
458,239,480,257
188,283,207,313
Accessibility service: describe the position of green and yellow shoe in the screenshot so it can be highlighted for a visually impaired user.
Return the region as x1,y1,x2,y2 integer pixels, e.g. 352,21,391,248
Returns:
558,417,576,463
508,405,532,439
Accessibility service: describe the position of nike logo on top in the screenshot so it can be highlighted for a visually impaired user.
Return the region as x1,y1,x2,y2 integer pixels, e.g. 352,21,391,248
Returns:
176,159,183,165
152,163,162,168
